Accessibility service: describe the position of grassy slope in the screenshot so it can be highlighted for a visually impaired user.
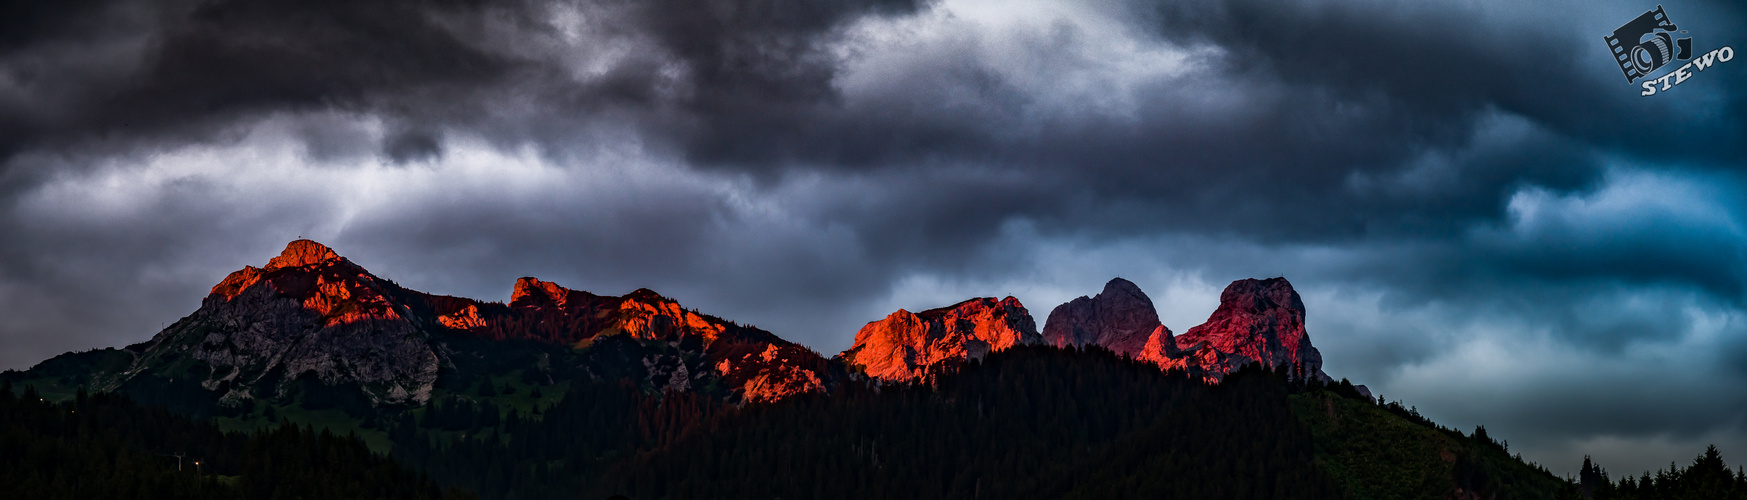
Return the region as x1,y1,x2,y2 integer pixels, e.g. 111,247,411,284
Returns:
214,404,395,453
208,368,573,454
2,348,134,401
11,329,585,455
1291,390,1569,499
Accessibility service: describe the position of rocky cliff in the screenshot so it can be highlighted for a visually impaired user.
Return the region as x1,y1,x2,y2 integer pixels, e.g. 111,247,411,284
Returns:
839,297,1040,382
431,276,831,403
1041,278,1178,360
1175,277,1325,380
1039,276,1326,381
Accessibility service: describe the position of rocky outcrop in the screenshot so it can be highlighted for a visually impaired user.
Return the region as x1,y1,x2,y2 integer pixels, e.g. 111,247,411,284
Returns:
1175,277,1325,380
432,277,827,403
1138,325,1182,365
447,278,727,346
1042,278,1178,359
510,277,572,309
1037,276,1327,381
840,297,1040,382
266,239,343,269
730,344,829,404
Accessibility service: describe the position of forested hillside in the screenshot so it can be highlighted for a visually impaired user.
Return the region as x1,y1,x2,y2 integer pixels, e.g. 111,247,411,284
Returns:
19,344,1743,499
0,380,466,500
377,346,1565,499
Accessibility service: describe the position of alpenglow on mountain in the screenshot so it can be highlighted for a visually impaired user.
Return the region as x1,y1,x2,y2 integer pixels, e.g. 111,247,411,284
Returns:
34,240,837,413
17,240,1330,416
843,276,1328,383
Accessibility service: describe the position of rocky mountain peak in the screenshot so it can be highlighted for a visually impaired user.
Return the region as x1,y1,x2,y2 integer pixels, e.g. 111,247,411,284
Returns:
1175,277,1324,379
841,296,1041,382
265,239,344,270
625,288,670,303
133,239,439,408
209,240,351,300
1101,277,1146,299
1041,277,1173,358
510,277,572,308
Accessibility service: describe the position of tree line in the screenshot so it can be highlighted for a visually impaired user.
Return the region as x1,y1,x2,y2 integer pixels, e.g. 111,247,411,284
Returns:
0,379,469,500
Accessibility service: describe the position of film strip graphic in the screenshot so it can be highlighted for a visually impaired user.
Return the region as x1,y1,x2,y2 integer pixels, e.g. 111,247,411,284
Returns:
1606,5,1674,83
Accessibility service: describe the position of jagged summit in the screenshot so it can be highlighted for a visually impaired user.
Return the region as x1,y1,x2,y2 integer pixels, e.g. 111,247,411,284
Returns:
507,278,674,312
142,239,439,407
265,239,344,270
510,277,572,308
441,276,833,403
840,296,1040,382
844,277,1333,383
209,239,354,300
1041,277,1174,359
74,240,840,412
624,288,669,303
1036,276,1325,381
1176,277,1324,380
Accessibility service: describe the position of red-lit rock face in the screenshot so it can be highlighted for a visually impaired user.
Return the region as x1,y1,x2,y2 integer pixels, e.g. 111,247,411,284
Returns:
113,239,846,409
438,304,487,330
211,266,264,300
457,278,728,345
841,297,1040,382
265,239,342,270
1174,277,1324,379
1037,276,1326,381
208,240,350,301
1042,278,1177,359
439,277,826,403
1138,325,1180,365
510,277,571,309
734,344,828,404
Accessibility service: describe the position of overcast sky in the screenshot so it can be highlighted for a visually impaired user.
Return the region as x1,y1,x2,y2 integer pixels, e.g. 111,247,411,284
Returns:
2,0,1744,476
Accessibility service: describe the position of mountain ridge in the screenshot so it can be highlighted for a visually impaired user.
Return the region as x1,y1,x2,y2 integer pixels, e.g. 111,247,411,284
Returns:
13,240,1334,412
33,240,837,412
847,276,1331,383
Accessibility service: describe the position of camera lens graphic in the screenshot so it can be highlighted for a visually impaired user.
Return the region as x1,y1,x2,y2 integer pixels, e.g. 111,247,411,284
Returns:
1632,33,1674,73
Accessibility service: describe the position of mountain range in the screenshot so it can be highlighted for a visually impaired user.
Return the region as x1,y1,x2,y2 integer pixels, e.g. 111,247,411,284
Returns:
13,239,1340,411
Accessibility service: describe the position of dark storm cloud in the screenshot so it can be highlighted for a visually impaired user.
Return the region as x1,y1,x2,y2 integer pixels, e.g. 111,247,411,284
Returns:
8,0,1719,260
0,0,931,167
590,0,1741,279
1135,0,1746,163
659,0,1747,259
0,0,515,164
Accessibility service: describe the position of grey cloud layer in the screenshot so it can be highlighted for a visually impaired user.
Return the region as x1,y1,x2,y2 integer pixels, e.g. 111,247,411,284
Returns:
1,0,1745,477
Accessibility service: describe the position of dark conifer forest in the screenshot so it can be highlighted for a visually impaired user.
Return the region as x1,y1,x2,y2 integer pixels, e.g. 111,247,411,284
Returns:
1575,445,1747,500
5,346,1744,499
0,379,466,500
